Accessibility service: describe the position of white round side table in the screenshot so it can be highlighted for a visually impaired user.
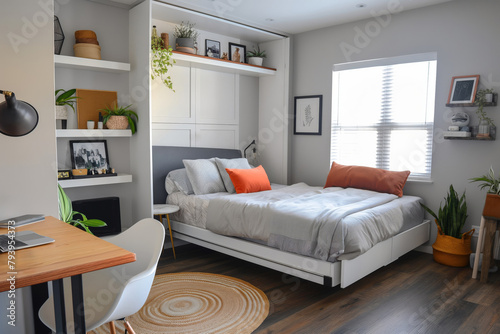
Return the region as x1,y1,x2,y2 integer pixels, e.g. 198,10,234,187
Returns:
153,204,180,259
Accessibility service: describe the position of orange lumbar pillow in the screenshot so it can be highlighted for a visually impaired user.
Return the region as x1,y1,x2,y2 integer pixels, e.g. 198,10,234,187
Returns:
226,165,272,194
324,162,410,197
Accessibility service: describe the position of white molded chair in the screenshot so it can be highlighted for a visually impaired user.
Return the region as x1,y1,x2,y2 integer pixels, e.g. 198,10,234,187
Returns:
39,218,165,333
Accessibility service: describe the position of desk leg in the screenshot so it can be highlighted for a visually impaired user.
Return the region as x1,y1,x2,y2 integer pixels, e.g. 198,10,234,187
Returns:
480,219,496,283
71,274,86,334
472,216,486,279
52,279,67,334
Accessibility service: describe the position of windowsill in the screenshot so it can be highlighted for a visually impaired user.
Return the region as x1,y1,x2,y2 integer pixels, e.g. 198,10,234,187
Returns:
407,177,434,184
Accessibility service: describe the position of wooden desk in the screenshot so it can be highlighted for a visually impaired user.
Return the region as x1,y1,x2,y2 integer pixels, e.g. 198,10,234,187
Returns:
0,216,135,333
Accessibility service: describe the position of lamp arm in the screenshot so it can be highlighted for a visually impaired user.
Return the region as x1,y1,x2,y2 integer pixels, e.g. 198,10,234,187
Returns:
243,139,256,158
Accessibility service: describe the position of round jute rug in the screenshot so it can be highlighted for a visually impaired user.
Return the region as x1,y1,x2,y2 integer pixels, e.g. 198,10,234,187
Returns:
91,272,269,334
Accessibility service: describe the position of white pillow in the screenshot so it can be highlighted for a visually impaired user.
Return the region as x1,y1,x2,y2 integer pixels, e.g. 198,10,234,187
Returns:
183,159,226,195
214,158,252,193
165,168,194,195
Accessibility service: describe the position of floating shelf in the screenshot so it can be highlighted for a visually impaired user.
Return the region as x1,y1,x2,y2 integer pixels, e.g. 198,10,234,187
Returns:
172,51,276,77
54,55,130,73
446,102,497,108
56,129,132,138
58,173,133,188
444,136,495,141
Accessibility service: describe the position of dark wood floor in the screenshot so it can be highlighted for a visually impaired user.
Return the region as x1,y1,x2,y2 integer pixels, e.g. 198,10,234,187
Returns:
157,244,500,334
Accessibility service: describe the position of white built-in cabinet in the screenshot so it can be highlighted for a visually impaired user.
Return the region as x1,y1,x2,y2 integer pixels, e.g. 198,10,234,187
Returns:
54,0,290,228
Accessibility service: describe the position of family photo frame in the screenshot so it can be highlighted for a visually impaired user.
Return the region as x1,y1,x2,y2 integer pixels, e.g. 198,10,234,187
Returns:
447,75,480,105
70,140,110,171
294,95,323,135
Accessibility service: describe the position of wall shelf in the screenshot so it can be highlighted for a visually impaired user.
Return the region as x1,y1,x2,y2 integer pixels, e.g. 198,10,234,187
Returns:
444,136,495,141
58,173,132,188
446,102,497,108
54,54,130,73
172,51,276,77
56,129,132,138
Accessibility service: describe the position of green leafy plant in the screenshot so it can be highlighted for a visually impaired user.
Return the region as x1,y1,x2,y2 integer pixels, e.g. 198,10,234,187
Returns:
100,103,139,134
470,166,500,195
420,185,468,238
173,21,199,41
151,30,175,91
55,88,79,112
475,88,495,126
58,184,106,234
247,46,266,58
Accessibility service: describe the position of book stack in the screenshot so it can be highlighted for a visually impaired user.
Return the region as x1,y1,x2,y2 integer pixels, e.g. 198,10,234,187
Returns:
444,125,470,138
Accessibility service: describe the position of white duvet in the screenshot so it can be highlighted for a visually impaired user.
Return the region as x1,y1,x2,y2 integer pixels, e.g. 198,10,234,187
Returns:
168,183,424,262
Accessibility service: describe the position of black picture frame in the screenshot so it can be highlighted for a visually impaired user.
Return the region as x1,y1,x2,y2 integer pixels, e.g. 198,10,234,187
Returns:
294,95,323,135
70,140,110,171
447,75,480,105
228,42,246,63
205,39,220,58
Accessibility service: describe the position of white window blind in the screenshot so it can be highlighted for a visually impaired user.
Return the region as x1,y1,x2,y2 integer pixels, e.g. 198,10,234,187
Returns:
331,53,437,181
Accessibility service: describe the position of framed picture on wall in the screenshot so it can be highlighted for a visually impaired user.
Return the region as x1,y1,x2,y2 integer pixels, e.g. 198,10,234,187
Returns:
205,39,220,58
70,140,110,171
447,75,480,104
228,42,246,63
294,95,323,135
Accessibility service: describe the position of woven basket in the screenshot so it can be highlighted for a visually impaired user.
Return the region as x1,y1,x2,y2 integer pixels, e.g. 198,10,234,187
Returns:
432,221,474,267
106,115,129,130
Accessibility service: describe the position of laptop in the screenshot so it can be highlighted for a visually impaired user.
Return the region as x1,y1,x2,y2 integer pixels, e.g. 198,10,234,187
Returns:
0,231,55,252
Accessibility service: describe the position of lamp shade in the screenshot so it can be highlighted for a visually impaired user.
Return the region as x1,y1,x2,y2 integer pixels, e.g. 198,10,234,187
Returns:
0,90,39,137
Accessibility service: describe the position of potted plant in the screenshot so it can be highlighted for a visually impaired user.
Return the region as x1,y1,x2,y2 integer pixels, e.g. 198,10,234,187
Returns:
100,103,139,134
475,88,495,137
173,21,199,51
151,25,175,90
470,166,500,218
246,46,266,66
55,88,79,129
58,184,106,234
420,185,474,267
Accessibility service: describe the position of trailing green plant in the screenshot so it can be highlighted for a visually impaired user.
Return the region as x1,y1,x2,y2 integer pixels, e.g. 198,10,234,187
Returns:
58,184,106,234
100,103,139,134
55,88,79,112
151,29,175,91
470,166,500,195
173,21,199,41
420,185,468,239
475,88,495,126
247,46,266,58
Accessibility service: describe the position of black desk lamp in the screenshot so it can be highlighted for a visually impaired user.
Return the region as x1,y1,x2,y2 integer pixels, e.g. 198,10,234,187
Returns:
244,139,256,158
0,90,39,137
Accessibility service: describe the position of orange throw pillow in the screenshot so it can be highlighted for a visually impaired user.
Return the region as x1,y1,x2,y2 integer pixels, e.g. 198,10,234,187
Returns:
226,165,272,194
324,162,410,197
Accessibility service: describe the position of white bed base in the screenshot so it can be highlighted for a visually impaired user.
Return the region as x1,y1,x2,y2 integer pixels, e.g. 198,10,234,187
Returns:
171,219,430,288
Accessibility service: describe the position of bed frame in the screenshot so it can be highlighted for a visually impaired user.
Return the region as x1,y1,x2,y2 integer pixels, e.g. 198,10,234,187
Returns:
152,146,430,288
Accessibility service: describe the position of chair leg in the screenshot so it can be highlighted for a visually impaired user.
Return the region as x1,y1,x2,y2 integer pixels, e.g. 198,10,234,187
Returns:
124,320,137,334
109,321,117,334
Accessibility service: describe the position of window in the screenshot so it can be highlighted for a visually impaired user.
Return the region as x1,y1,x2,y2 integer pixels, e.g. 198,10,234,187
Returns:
331,53,437,181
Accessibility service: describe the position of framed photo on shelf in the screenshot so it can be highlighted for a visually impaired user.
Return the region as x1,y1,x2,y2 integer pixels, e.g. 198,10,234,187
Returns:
447,75,480,104
228,42,246,63
205,39,220,58
70,140,110,171
294,95,323,135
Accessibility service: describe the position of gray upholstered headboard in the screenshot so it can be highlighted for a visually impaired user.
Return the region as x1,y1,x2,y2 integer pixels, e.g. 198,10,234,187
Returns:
152,146,242,204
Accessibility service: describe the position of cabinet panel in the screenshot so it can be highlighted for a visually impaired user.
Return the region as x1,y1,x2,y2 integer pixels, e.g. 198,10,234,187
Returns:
195,69,238,125
152,123,195,147
152,65,192,123
195,124,239,149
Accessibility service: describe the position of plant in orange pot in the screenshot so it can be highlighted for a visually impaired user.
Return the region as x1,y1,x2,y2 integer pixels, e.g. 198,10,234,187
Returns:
470,166,500,219
420,185,474,267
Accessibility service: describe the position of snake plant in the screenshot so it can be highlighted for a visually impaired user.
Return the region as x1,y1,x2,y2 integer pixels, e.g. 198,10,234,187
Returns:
58,184,106,234
420,185,468,238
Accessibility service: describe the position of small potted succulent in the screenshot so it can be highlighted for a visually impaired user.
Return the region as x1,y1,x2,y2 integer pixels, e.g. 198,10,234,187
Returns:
246,46,266,66
100,103,139,134
55,88,79,129
420,185,474,267
470,166,500,219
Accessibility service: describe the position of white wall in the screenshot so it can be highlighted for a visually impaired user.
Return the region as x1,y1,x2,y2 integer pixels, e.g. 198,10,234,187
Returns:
0,1,57,332
291,0,500,245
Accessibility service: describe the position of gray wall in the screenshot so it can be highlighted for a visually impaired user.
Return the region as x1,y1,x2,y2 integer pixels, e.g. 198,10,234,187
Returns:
291,0,500,244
